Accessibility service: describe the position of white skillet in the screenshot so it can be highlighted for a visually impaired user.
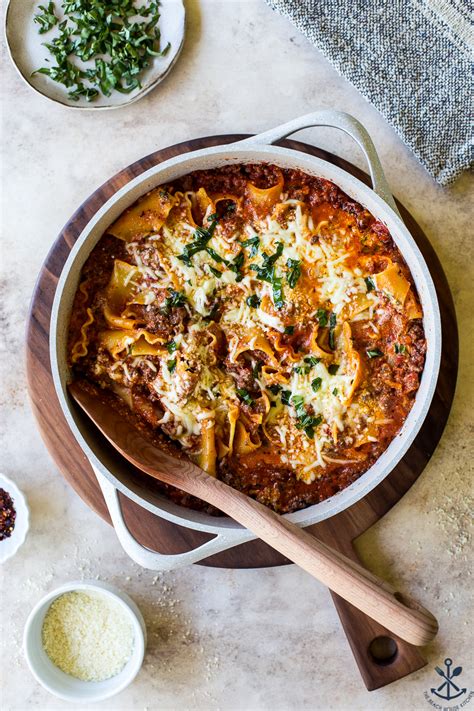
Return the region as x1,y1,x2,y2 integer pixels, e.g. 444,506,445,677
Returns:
50,110,442,570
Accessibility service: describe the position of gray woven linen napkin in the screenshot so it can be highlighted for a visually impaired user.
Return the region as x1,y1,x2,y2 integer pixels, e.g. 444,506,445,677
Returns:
266,0,472,185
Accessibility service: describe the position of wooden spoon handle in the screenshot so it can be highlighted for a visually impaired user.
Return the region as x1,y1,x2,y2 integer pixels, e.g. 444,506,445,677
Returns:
166,465,437,647
69,381,438,646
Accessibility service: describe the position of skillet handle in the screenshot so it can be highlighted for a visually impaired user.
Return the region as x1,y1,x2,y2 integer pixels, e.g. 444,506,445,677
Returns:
237,110,401,218
92,465,253,570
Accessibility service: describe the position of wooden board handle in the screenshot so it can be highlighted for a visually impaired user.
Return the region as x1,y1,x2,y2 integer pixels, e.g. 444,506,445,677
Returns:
69,381,438,647
323,534,427,690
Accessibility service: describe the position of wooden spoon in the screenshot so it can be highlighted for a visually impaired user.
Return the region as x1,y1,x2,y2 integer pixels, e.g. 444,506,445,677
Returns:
68,380,438,646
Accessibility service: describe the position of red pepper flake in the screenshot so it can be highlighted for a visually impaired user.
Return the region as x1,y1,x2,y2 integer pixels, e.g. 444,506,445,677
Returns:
0,488,16,541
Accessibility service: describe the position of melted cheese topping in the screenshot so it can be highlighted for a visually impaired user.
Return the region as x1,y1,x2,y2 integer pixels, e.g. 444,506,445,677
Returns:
72,182,421,485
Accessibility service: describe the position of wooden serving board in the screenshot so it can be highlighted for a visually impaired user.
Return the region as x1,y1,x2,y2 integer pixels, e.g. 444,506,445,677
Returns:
26,135,458,690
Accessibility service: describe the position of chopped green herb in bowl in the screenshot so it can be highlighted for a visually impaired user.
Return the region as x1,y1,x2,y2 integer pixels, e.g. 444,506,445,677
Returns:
9,0,185,107
33,0,171,102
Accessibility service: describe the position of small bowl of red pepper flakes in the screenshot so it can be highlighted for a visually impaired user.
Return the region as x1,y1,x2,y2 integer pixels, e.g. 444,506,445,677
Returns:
0,474,29,563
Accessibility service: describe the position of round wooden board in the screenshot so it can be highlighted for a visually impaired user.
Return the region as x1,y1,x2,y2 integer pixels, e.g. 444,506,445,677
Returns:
26,135,458,690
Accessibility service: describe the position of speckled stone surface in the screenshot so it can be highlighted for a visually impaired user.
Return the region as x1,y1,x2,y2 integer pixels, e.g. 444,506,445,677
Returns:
1,1,473,709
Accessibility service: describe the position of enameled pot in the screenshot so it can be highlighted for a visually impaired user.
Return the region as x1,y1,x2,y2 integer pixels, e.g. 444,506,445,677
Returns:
50,111,441,570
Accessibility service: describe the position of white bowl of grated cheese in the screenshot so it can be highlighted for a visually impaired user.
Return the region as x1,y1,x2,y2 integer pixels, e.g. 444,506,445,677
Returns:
23,580,146,702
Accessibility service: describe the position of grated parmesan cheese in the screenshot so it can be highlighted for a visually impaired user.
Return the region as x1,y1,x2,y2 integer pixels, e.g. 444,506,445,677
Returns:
41,591,134,681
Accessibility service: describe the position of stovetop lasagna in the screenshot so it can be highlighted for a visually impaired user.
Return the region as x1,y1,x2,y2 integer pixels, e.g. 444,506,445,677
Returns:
68,164,426,514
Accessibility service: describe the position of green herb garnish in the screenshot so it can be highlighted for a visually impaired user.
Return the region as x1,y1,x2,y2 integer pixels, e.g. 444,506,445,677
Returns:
281,389,292,406
272,276,284,310
229,252,244,282
206,247,226,263
236,388,253,406
166,340,177,354
33,0,170,102
365,276,375,292
291,395,322,439
178,213,219,266
291,394,304,409
241,235,260,257
294,356,320,375
286,258,301,289
250,242,284,282
34,2,58,34
328,363,339,375
394,343,407,354
208,265,223,278
252,361,262,379
332,388,338,396
316,308,328,328
284,325,294,335
167,358,176,373
246,294,261,308
250,242,285,309
311,377,322,392
162,289,186,314
367,349,383,358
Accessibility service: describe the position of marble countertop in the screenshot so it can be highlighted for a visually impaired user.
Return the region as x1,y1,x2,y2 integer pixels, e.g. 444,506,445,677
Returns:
1,1,472,709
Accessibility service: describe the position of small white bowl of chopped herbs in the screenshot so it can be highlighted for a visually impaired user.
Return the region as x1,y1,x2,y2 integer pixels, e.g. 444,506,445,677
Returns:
24,580,146,702
5,0,185,109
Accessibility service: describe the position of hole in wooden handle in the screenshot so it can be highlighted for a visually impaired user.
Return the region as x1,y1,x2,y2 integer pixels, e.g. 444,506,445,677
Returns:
368,636,399,666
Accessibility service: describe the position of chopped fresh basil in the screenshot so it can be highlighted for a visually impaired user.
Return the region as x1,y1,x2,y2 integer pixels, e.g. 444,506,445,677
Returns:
316,308,328,328
394,343,407,354
206,246,226,263
332,388,338,396
166,340,177,354
241,235,260,257
178,213,219,266
33,0,170,101
250,242,284,282
286,258,301,289
246,294,261,308
328,363,339,375
367,348,383,358
250,243,285,309
167,358,176,373
208,265,223,278
365,276,376,292
291,395,322,439
281,389,292,406
284,325,295,335
311,377,322,392
252,361,262,379
291,395,305,410
229,251,244,282
272,276,284,310
294,356,320,375
34,2,58,34
329,312,337,350
304,356,321,367
236,388,253,406
268,384,281,395
163,289,186,313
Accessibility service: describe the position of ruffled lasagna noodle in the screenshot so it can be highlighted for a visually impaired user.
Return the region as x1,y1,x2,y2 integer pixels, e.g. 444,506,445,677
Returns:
68,164,426,514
